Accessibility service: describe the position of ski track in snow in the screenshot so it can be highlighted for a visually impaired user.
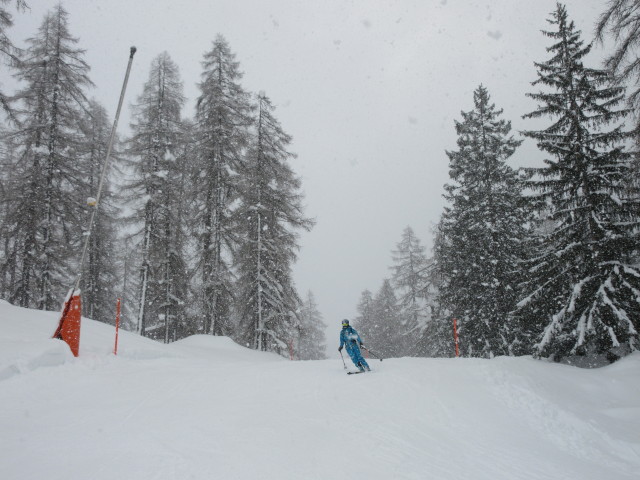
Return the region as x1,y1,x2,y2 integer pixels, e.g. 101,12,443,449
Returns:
481,358,640,474
1,302,639,480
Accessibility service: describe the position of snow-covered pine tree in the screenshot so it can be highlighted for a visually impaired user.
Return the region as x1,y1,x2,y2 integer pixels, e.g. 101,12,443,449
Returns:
353,289,373,335
595,0,640,182
192,35,254,337
367,279,403,358
596,0,640,111
353,289,374,341
0,4,93,309
435,85,527,358
114,234,147,332
298,291,327,360
518,4,640,363
415,220,454,357
390,226,432,355
235,92,313,354
0,0,26,117
78,100,119,324
167,118,195,341
125,52,189,342
0,131,18,299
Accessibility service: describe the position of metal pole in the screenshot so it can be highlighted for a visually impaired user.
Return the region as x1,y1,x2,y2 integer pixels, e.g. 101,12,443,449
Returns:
75,46,137,291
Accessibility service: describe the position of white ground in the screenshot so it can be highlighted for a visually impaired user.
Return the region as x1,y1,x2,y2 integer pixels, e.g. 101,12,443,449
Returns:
1,300,639,480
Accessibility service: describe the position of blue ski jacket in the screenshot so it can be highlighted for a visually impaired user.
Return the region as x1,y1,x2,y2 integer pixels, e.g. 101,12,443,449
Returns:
340,326,363,354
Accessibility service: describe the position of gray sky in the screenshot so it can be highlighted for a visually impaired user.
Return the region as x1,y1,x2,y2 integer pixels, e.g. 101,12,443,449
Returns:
7,0,609,344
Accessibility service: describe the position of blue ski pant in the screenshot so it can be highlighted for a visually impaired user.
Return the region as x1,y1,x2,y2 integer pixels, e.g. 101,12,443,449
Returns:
347,346,370,370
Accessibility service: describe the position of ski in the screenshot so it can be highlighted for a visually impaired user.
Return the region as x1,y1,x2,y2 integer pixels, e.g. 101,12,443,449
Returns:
347,370,366,375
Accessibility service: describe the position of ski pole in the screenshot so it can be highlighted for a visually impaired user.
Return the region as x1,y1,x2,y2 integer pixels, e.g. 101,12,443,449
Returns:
339,350,347,369
363,347,384,361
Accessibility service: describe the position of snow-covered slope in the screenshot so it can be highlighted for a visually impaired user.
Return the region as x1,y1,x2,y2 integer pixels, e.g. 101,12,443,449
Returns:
0,301,638,480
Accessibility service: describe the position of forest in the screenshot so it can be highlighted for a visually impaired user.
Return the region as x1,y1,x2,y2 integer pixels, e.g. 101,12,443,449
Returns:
1,1,639,366
350,2,640,366
0,1,326,360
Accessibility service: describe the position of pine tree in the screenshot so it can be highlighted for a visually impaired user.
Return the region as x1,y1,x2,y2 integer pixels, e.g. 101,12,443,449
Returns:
0,130,21,299
353,288,375,352
596,0,640,110
435,85,527,358
416,221,455,357
519,4,640,362
390,226,432,355
125,52,189,342
354,288,374,339
595,0,640,181
235,93,313,354
167,118,194,341
192,35,254,336
115,235,138,331
367,279,402,358
0,4,93,309
0,0,27,117
298,291,327,360
78,100,119,324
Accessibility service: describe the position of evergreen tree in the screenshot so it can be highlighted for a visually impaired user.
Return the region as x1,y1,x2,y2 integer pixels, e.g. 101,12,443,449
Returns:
368,279,402,358
354,289,374,341
596,0,640,111
595,0,640,180
0,0,27,117
125,52,189,342
390,226,432,355
435,85,526,358
116,235,139,332
0,130,21,299
0,4,92,309
519,4,640,362
298,291,327,360
235,93,313,354
169,118,195,341
416,222,455,357
79,100,119,324
192,35,254,336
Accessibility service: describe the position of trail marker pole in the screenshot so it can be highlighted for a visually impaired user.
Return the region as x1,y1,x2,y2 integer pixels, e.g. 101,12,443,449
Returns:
114,298,121,355
453,318,460,357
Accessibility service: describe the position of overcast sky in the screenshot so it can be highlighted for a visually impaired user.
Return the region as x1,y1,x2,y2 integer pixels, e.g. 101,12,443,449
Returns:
6,0,611,344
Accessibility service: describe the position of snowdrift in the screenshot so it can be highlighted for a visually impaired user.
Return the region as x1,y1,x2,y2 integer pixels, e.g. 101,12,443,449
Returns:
0,300,639,480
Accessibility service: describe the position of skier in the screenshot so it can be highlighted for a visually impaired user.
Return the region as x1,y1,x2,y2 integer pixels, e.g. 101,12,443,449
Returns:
338,319,371,372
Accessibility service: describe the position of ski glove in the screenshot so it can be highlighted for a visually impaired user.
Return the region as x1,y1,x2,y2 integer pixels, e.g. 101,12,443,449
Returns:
338,346,343,352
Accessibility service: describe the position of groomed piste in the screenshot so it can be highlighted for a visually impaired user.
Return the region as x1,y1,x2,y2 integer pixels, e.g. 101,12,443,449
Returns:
1,300,639,480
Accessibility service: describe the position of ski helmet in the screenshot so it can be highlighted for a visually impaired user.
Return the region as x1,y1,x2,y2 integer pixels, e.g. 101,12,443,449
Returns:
342,319,350,327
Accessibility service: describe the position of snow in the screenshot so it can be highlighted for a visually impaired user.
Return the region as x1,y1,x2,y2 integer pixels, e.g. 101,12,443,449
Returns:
32,145,48,155
1,301,639,480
